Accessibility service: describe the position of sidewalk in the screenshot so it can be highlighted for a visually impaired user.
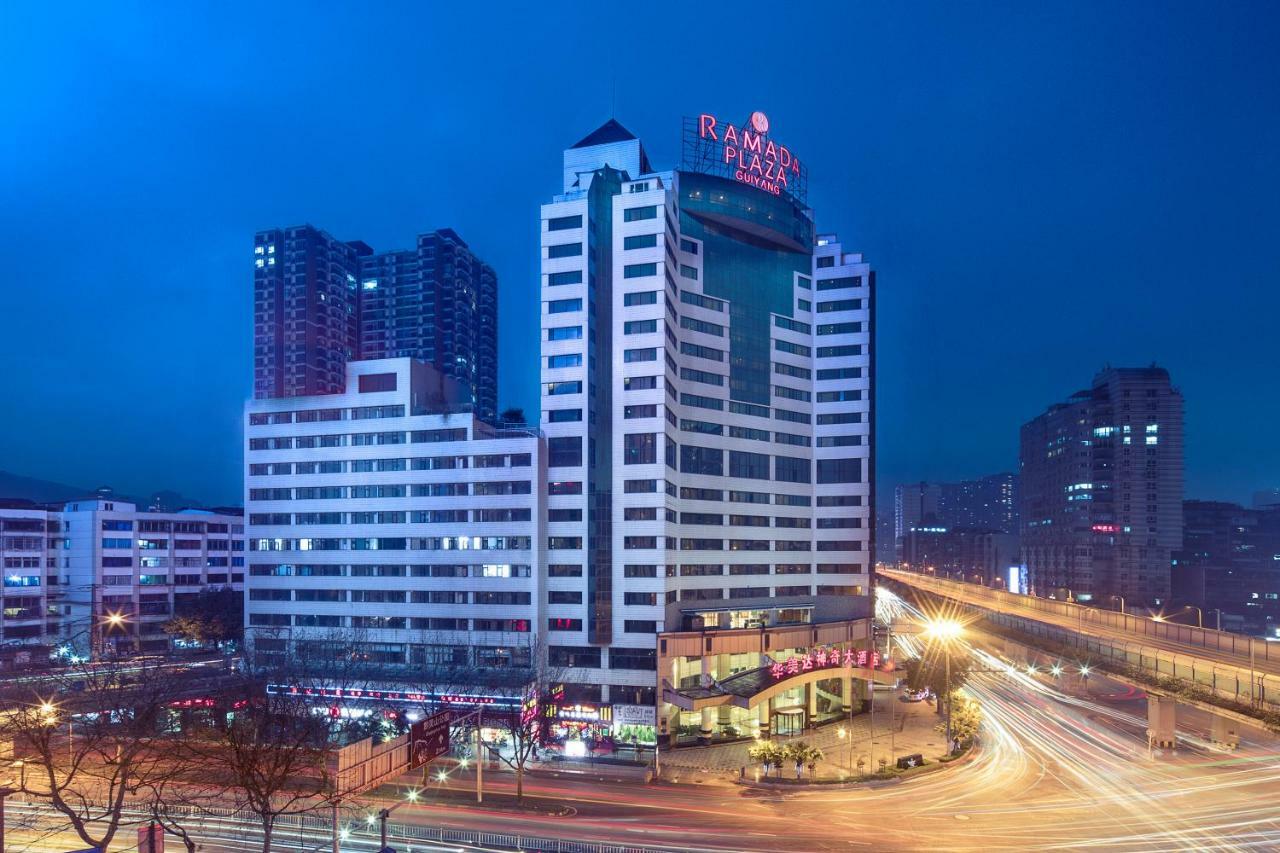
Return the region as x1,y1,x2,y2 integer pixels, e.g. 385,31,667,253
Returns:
658,689,949,783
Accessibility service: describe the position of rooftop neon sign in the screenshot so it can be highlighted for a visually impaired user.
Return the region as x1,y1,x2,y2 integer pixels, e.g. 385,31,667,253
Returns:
696,111,802,198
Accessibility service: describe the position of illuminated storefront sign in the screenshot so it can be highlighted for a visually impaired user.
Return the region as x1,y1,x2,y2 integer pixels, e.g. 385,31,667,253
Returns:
266,683,521,709
697,111,801,197
768,647,890,680
542,703,612,722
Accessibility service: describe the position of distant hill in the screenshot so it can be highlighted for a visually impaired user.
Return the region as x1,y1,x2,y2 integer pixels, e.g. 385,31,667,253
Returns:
0,470,217,511
0,470,91,505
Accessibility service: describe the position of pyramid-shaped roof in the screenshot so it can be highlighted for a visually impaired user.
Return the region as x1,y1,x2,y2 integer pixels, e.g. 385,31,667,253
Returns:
570,118,638,149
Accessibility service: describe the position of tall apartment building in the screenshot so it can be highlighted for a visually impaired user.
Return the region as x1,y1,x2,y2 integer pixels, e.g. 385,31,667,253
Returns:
894,474,1017,562
253,226,367,399
944,473,1018,532
0,498,245,660
254,225,498,421
894,482,943,546
359,229,499,422
243,358,544,672
538,115,874,720
1020,367,1184,605
1172,500,1280,635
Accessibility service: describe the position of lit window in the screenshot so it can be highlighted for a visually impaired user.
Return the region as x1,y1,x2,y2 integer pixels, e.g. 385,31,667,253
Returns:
254,246,264,255
1145,436,1158,445
363,279,378,290
267,244,275,254
255,259,264,268
1146,424,1159,433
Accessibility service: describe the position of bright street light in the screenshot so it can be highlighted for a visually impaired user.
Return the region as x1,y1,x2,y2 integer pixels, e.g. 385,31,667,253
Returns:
921,618,964,754
923,618,963,642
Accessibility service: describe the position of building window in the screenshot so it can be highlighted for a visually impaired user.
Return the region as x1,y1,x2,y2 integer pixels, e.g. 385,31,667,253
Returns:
681,445,724,477
357,373,397,393
547,298,582,314
729,450,770,480
548,214,582,231
547,242,582,258
624,263,658,279
548,270,583,286
623,206,658,222
624,433,658,465
624,233,658,250
548,436,583,467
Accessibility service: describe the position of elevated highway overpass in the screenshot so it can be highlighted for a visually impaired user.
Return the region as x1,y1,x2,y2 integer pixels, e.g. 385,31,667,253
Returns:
881,567,1280,714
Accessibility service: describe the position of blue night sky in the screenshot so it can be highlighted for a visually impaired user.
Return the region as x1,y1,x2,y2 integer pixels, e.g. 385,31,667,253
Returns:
2,1,1278,508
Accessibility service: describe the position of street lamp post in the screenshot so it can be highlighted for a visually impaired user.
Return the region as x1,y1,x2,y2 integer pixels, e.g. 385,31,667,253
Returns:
944,648,952,752
1183,605,1203,629
922,619,962,755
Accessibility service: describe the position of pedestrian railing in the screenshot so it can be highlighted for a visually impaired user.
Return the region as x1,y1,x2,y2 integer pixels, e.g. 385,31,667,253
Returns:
7,796,676,853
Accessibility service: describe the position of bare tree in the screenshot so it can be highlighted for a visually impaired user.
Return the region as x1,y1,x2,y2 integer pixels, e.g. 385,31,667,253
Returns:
0,654,195,851
195,627,403,851
185,688,336,853
402,634,561,806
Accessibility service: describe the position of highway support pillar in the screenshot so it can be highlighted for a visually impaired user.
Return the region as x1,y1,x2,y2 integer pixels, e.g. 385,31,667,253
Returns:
1210,714,1240,750
1148,694,1177,749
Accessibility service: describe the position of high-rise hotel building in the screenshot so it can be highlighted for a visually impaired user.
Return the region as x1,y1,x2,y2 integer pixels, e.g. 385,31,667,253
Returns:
245,113,877,743
539,116,874,724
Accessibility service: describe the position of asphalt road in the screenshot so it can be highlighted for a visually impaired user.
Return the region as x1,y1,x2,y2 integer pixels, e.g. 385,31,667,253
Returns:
10,609,1280,851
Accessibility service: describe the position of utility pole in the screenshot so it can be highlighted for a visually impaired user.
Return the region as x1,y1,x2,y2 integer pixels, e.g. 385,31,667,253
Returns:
887,622,895,762
475,714,484,804
944,649,952,753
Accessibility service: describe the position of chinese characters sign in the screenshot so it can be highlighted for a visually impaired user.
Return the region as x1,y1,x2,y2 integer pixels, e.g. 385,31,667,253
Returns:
769,647,890,680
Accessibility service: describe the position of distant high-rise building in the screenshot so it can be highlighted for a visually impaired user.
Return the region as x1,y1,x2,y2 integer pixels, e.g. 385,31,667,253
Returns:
1020,367,1184,606
253,225,498,421
359,229,498,422
900,526,1019,586
942,473,1018,533
895,482,943,545
253,226,367,399
894,474,1018,561
1173,500,1280,634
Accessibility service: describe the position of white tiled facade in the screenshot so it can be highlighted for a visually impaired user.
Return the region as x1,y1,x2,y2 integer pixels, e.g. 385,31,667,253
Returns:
539,122,874,707
0,499,244,659
243,358,545,672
